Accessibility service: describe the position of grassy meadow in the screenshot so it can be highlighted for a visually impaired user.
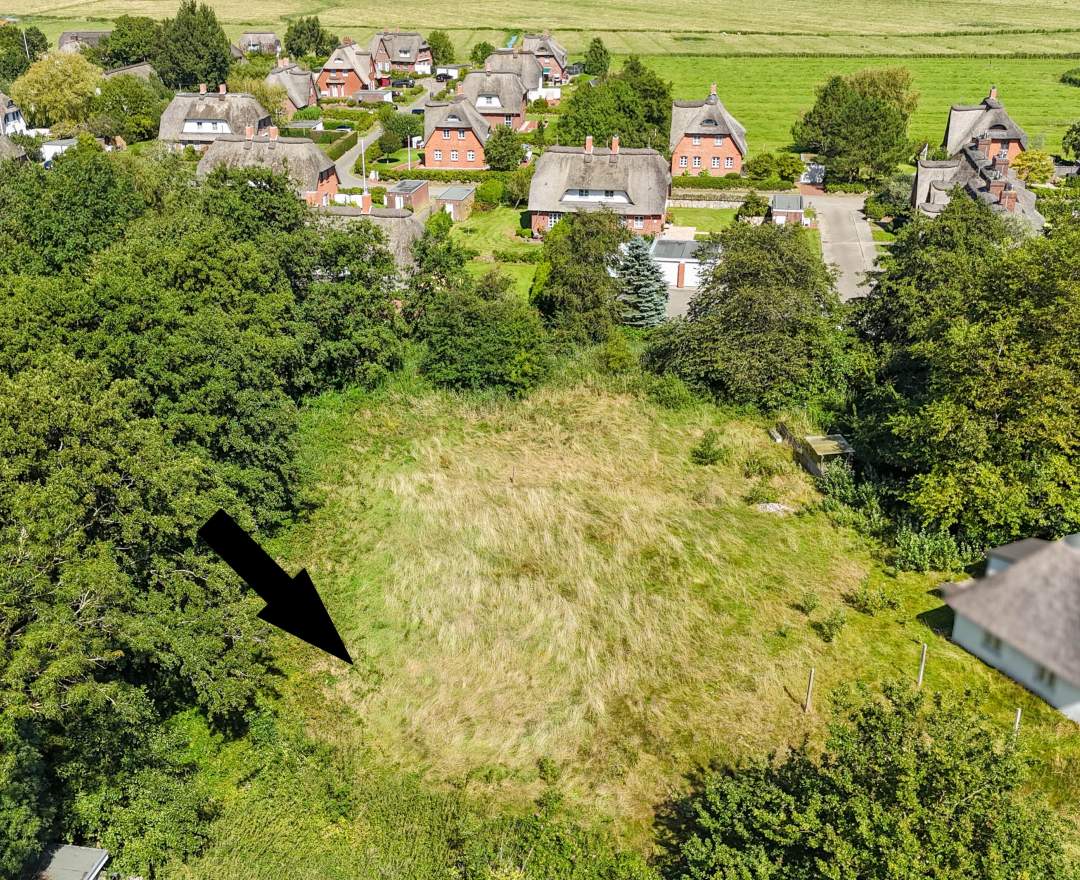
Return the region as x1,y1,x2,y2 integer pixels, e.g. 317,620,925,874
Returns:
166,354,1080,877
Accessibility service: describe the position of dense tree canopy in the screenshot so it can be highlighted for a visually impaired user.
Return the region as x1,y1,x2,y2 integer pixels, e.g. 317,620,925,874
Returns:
283,15,338,59
665,683,1077,879
1064,120,1080,160
10,51,102,128
155,0,231,89
0,23,47,86
89,15,162,68
484,125,525,170
644,222,847,409
617,236,668,327
89,73,171,142
851,195,1080,546
427,29,454,65
583,37,610,76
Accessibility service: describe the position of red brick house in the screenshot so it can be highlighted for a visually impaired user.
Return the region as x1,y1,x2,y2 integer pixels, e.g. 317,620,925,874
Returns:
669,84,747,177
520,33,568,84
422,97,491,170
527,136,671,236
369,30,433,82
266,59,319,119
196,127,339,206
911,86,1043,231
317,42,376,99
460,69,527,130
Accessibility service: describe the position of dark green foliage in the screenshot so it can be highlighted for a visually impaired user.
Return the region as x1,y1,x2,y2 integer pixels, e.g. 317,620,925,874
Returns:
420,269,550,394
690,428,728,465
664,684,1077,879
485,125,525,171
475,177,505,207
470,41,496,65
427,29,454,65
583,37,610,76
672,174,788,191
743,151,806,182
792,67,916,183
0,23,47,84
558,56,672,150
406,211,472,325
283,15,338,58
532,210,631,342
155,0,231,90
91,15,161,68
89,73,170,142
644,223,847,410
865,171,915,223
736,190,768,218
851,194,1080,546
813,607,847,642
1061,67,1080,87
1063,120,1080,159
617,235,668,327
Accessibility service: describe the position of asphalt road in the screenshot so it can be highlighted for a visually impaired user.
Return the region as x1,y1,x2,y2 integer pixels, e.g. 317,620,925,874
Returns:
805,193,878,300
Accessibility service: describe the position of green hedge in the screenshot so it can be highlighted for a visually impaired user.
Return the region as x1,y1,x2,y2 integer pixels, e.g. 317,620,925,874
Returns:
281,128,337,143
1063,67,1080,87
492,247,543,263
823,181,871,193
326,130,359,161
316,105,379,122
672,174,792,191
371,166,513,184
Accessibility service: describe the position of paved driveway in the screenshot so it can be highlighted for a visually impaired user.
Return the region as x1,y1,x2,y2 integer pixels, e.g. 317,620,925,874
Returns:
805,194,878,300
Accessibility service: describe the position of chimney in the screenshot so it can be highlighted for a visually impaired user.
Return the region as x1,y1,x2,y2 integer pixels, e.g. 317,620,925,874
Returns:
245,124,254,140
361,192,372,214
710,82,717,97
268,125,279,146
456,81,463,96
976,132,991,156
610,134,619,154
219,83,227,95
199,83,207,95
992,153,1009,175
278,56,289,68
989,84,998,100
988,177,1005,199
1000,187,1017,212
485,60,491,72
584,134,593,154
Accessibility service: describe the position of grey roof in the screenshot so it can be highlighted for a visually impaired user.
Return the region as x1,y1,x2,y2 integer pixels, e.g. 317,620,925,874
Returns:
988,537,1052,565
387,179,427,194
102,61,157,80
159,92,271,143
0,90,18,113
770,193,804,211
944,91,1029,156
460,71,526,115
321,44,376,89
423,96,491,145
944,541,1080,686
35,844,109,880
670,90,747,155
485,49,544,92
528,145,670,217
266,63,318,110
0,133,26,162
319,205,425,267
651,239,700,260
58,30,110,50
435,184,476,201
196,134,335,193
239,31,281,53
520,33,568,70
370,31,429,64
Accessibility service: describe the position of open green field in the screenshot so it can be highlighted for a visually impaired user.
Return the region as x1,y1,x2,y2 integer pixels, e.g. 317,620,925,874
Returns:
668,206,738,233
165,355,1080,878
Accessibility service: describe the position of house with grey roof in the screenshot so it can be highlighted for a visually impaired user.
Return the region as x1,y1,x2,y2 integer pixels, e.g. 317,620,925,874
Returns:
369,30,432,80
768,193,807,226
520,32,569,83
528,136,671,236
239,31,281,55
58,30,110,52
319,195,426,269
943,535,1080,720
912,86,1044,231
158,85,271,149
0,132,27,162
650,237,703,291
196,127,339,206
317,42,377,99
35,844,109,879
422,96,491,169
670,84,747,177
266,59,319,118
1,90,26,136
460,69,528,130
485,48,560,103
102,61,158,81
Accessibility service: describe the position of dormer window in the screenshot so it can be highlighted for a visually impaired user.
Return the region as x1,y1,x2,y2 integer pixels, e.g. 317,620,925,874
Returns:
448,114,459,123
578,188,588,197
692,135,700,145
702,118,716,126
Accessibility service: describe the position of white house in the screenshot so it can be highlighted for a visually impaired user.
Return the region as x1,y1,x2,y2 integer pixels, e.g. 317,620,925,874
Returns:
1,91,27,136
650,238,703,290
944,535,1080,721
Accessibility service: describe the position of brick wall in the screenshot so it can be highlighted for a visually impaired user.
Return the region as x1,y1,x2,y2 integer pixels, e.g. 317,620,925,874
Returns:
423,129,487,169
671,133,743,177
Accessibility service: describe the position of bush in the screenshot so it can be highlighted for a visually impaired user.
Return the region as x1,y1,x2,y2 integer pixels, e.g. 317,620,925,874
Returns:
741,451,785,479
476,178,505,208
795,592,820,615
597,332,636,374
813,607,847,643
847,580,900,615
325,129,358,161
374,167,513,184
1061,67,1080,87
823,181,870,194
492,248,543,264
643,373,695,409
672,174,790,191
690,428,728,466
816,459,858,505
892,525,967,573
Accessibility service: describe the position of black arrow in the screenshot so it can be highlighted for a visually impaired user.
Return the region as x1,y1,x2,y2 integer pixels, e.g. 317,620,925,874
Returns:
197,509,352,664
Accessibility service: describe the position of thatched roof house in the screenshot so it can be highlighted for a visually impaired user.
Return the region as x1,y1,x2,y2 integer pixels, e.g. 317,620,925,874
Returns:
58,30,110,52
319,202,425,268
266,61,319,113
0,133,27,162
485,49,544,94
159,87,271,147
460,70,527,121
102,62,158,81
239,31,281,55
196,131,338,203
423,96,491,145
520,32,568,80
669,86,748,155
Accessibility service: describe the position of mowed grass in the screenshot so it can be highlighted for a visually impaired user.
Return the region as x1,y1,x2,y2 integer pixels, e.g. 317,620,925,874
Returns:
668,206,738,233
253,362,1080,848
451,205,535,256
643,55,1080,154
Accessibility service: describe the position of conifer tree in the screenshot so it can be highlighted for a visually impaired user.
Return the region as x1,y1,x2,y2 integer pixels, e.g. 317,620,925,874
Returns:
617,235,668,327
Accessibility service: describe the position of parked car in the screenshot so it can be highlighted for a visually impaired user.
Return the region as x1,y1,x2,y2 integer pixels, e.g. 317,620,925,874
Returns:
391,78,414,88
410,107,424,116
434,72,452,82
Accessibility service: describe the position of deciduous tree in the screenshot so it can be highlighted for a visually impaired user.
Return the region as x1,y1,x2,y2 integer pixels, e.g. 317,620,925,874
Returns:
484,125,525,170
10,50,101,127
1011,147,1054,184
427,30,454,65
583,37,610,76
0,23,47,84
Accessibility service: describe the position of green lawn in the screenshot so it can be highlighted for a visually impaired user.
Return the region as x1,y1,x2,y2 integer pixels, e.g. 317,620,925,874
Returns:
466,259,537,297
669,206,738,233
640,56,1080,154
451,206,536,257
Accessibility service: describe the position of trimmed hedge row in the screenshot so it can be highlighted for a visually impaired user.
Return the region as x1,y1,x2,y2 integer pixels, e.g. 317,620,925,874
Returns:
492,247,543,263
672,174,792,191
326,130,359,161
281,129,338,143
823,181,871,194
369,166,514,184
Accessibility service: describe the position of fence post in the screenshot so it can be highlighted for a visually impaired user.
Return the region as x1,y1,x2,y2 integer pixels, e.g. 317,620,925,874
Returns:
917,642,928,688
1013,707,1022,739
804,667,815,714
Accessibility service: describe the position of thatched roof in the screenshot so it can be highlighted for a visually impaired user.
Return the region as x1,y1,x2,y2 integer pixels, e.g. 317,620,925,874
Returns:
267,64,317,110
159,91,271,143
319,205,425,268
58,30,110,51
239,32,281,53
196,135,336,193
520,33,567,69
103,62,158,81
670,88,747,155
423,96,491,145
485,49,544,92
528,144,670,216
461,71,526,115
369,30,429,63
944,540,1080,686
944,88,1029,156
321,44,376,89
0,133,26,162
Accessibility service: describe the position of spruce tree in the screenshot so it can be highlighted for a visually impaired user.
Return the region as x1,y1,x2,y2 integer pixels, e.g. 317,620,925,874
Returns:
617,236,668,327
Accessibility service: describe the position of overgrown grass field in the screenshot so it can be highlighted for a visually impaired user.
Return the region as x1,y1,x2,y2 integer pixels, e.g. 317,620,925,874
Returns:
167,354,1080,877
642,55,1080,154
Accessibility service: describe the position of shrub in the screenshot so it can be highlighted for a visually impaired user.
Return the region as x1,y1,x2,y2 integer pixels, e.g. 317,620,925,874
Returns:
823,181,871,193
643,373,696,409
492,248,543,264
744,480,779,505
741,451,784,479
847,580,900,615
816,459,858,505
597,332,636,374
813,608,847,643
475,178,505,208
1061,67,1080,87
795,592,820,615
736,191,769,219
325,129,358,161
672,174,790,191
690,428,729,466
892,525,967,573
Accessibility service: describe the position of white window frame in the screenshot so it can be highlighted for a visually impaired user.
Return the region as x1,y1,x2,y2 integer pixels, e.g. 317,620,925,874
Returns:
634,215,644,229
442,128,450,140
711,156,720,168
714,135,723,146
692,156,701,168
433,149,442,161
458,129,466,140
691,135,700,145
450,149,458,161
678,156,687,168
466,150,475,161
725,156,734,168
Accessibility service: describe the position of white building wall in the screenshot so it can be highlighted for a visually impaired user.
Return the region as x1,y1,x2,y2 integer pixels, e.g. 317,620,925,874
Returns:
3,108,27,136
952,613,1080,720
